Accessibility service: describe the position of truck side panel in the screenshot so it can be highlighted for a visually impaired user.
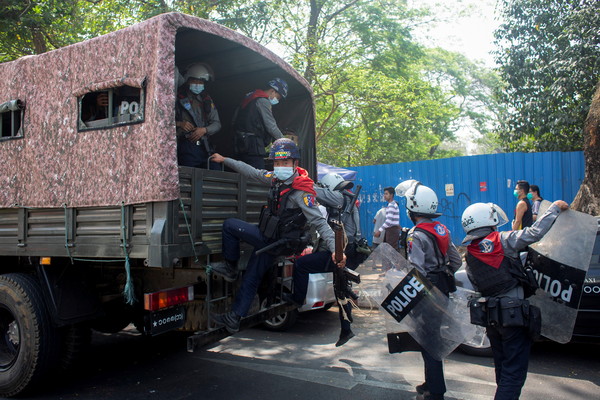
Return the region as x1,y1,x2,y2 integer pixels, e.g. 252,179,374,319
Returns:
0,167,268,266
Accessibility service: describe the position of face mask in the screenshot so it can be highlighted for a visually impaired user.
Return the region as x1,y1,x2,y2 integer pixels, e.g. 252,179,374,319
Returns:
274,166,294,181
189,84,204,95
269,97,279,106
527,193,533,200
513,190,519,198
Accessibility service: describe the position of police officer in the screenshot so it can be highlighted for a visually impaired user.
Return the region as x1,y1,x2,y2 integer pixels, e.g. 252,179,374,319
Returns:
285,172,364,347
461,200,569,400
233,78,288,169
176,62,221,169
401,181,461,400
209,139,345,333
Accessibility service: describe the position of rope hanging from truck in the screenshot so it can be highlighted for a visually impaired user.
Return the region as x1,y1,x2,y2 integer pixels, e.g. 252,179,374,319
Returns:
120,202,136,305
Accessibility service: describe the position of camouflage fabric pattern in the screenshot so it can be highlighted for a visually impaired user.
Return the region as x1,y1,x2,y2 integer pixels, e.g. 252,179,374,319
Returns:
0,13,310,208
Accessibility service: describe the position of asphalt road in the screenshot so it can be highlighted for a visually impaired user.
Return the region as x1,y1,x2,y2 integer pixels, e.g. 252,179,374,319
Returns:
16,302,600,400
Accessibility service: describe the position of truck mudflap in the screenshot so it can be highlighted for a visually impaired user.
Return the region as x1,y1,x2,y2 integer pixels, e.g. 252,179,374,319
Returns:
186,302,296,352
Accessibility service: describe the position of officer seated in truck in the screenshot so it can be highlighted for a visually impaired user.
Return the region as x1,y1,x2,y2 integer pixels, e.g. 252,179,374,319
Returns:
208,138,346,334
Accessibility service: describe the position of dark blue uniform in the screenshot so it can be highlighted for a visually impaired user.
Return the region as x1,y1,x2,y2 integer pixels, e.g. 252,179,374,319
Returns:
465,203,562,399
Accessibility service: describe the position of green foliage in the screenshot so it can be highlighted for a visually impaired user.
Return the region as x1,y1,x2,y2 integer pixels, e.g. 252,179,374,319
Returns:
0,0,500,166
494,0,600,152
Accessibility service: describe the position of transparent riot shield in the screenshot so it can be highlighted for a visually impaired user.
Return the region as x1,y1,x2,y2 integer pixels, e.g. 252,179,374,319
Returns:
370,243,475,360
537,199,553,217
527,209,597,343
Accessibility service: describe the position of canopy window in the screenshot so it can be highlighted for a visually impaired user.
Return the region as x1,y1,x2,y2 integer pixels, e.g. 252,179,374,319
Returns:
0,99,24,140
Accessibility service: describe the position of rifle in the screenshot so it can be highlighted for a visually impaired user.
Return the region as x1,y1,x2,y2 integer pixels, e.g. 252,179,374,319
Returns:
340,184,362,219
330,219,360,302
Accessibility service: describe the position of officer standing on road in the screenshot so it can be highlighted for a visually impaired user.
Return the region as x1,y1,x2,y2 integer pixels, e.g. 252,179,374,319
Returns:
401,181,462,400
285,172,366,347
461,200,569,400
233,78,288,169
176,62,222,169
208,139,345,333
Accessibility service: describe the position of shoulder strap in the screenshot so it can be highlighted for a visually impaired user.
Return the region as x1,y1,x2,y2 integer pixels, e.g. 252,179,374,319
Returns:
415,227,448,270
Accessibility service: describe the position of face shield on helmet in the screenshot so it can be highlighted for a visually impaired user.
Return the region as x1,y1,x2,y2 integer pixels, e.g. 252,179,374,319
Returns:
404,183,440,216
183,63,214,82
320,173,353,191
461,203,509,234
395,179,419,197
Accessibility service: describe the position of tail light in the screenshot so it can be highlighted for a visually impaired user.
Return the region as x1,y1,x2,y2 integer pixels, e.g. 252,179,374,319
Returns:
144,286,194,311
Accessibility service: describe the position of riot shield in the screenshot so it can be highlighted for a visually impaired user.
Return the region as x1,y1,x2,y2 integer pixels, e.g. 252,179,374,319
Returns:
537,199,553,217
527,209,597,343
370,244,475,360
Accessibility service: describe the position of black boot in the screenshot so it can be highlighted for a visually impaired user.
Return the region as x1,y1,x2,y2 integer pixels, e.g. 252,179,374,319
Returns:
210,260,238,282
416,382,428,395
335,330,355,347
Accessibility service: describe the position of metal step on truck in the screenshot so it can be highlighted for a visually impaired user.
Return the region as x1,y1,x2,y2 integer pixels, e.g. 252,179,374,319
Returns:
0,13,318,397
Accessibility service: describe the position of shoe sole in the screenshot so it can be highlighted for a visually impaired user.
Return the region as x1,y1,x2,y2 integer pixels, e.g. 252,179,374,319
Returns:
211,270,237,282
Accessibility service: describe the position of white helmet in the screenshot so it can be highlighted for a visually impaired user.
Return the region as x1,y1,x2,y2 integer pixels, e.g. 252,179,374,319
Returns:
320,173,353,191
461,203,509,233
405,183,440,216
183,63,213,82
395,179,419,197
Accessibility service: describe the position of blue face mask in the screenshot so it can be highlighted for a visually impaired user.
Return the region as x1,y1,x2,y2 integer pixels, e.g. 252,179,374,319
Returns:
269,97,279,106
189,83,204,95
274,166,294,181
513,190,519,198
527,192,533,200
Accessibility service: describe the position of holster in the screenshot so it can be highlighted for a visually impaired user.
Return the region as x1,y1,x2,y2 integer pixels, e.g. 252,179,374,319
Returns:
468,297,488,327
427,269,456,296
258,206,279,240
234,131,264,156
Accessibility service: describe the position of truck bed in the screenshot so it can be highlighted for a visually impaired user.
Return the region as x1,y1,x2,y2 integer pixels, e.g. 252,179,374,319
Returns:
0,167,268,267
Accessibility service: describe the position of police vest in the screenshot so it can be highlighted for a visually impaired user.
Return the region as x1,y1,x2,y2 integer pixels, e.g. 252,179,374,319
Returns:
466,231,520,297
234,93,270,145
258,183,309,255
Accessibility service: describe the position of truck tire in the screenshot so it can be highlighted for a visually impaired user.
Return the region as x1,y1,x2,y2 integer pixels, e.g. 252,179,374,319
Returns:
0,273,59,397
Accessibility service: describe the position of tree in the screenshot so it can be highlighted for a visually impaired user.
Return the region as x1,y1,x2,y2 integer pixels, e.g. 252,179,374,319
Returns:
1,1,500,166
0,0,229,61
494,0,600,152
571,81,600,215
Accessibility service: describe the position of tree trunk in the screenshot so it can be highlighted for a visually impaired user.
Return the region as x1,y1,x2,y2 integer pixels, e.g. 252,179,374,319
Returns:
571,80,600,215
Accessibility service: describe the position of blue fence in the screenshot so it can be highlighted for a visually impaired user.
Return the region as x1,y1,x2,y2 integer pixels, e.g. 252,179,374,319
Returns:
350,151,584,245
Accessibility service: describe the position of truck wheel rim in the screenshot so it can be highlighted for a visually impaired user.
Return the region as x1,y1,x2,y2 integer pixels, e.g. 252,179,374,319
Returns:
0,308,20,370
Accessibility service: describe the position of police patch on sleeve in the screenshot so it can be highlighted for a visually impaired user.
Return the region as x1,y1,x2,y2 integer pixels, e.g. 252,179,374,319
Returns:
478,239,494,253
263,171,274,178
435,224,447,236
303,194,316,207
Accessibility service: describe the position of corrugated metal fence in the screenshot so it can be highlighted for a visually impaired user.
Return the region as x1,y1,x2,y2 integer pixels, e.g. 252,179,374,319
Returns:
350,151,584,245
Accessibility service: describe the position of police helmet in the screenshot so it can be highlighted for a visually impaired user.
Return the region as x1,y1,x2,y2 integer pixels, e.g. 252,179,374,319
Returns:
184,63,214,82
405,183,441,217
269,138,300,160
268,78,288,99
321,173,353,191
461,203,509,234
